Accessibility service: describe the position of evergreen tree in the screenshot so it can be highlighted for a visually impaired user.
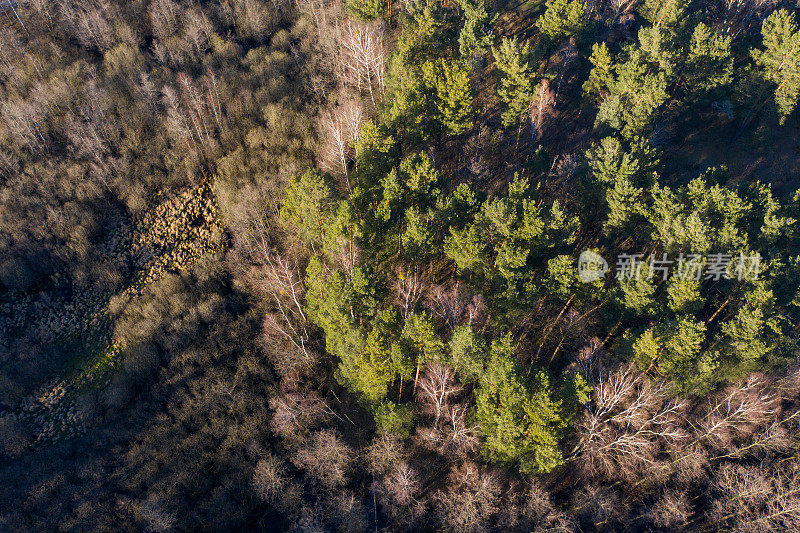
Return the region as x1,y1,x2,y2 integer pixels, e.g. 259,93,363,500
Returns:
399,312,446,382
718,284,781,378
281,169,338,247
638,0,687,30
444,223,491,275
536,0,587,43
448,324,488,382
583,42,614,103
377,152,441,226
457,0,495,61
374,400,416,437
751,9,800,124
344,0,387,20
629,317,714,394
595,47,670,138
473,335,588,474
687,22,734,94
492,37,536,127
422,59,476,135
666,272,703,314
585,137,657,235
617,268,657,314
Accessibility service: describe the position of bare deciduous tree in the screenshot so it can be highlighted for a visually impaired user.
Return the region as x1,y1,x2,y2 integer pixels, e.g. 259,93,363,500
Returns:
425,283,469,327
434,462,503,532
416,362,461,423
695,374,780,451
708,462,800,530
252,454,287,502
645,490,692,529
338,19,386,106
1,96,49,153
268,391,327,439
318,99,364,190
573,364,688,479
447,404,480,455
162,72,224,165
292,429,354,489
394,270,424,319
58,0,114,51
529,78,555,141
148,0,181,43
383,461,419,506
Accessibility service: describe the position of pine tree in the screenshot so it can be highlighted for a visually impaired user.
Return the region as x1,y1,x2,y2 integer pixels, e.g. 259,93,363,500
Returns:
444,223,490,275
718,284,781,377
536,0,587,43
473,335,587,474
492,37,536,127
448,324,488,382
403,206,437,256
344,0,386,21
281,169,338,247
400,312,446,384
595,48,669,138
638,0,687,30
585,137,657,235
687,22,734,94
583,42,614,102
545,255,576,300
666,272,703,314
373,400,416,437
751,9,800,124
422,59,476,136
377,152,441,225
629,317,713,394
604,178,646,234
457,0,495,61
617,269,657,314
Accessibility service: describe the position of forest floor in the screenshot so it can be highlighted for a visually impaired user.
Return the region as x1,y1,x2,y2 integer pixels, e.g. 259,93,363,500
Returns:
661,111,800,196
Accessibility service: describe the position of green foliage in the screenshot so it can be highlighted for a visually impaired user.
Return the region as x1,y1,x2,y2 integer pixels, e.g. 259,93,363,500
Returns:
344,0,387,20
448,324,488,382
584,137,657,235
473,335,588,474
617,269,657,314
751,9,800,124
445,174,579,301
545,255,576,300
457,0,495,60
492,37,536,127
638,0,687,29
717,284,782,378
374,400,416,437
583,43,614,102
649,177,750,254
422,59,476,135
687,23,734,94
666,273,703,314
281,169,338,247
395,0,450,67
306,257,395,402
536,0,587,43
595,46,670,138
444,223,491,275
628,317,714,394
376,152,443,256
400,312,446,368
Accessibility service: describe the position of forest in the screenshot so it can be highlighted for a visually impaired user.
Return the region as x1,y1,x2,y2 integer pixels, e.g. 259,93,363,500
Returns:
1,0,800,530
